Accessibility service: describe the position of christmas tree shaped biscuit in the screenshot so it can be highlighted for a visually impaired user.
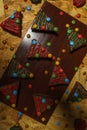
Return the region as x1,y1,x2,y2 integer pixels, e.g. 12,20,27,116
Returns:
33,94,55,116
67,81,87,102
26,40,53,59
49,62,69,86
31,9,58,33
66,27,87,52
0,81,20,106
0,8,22,37
7,54,34,79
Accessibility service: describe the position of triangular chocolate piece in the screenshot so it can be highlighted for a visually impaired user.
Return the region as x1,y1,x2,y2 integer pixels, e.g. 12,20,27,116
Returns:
0,10,22,37
0,81,20,106
7,54,33,79
49,64,69,86
26,41,53,59
73,0,86,7
67,81,87,102
31,9,58,33
33,94,55,115
10,125,23,130
66,27,87,52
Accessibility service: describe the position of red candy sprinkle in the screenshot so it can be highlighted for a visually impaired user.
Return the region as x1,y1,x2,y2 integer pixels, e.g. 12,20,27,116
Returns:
76,13,81,18
59,11,64,15
17,64,23,69
78,34,83,39
59,68,63,73
28,84,32,89
52,56,56,61
41,25,46,30
4,4,8,9
37,112,41,116
41,47,45,52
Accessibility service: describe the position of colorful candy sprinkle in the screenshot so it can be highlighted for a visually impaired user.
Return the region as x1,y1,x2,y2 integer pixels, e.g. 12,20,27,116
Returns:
27,6,31,11
46,17,51,22
65,24,70,28
64,78,69,83
47,42,51,47
11,104,16,108
32,39,38,45
42,98,46,104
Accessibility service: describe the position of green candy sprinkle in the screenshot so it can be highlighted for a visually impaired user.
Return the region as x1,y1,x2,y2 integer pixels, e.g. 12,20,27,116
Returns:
72,20,76,24
47,105,51,110
34,53,40,58
21,73,26,78
77,98,82,102
51,73,56,79
53,27,58,32
74,67,78,72
67,29,72,34
47,42,51,47
16,18,20,24
25,63,30,67
13,54,16,59
6,95,10,100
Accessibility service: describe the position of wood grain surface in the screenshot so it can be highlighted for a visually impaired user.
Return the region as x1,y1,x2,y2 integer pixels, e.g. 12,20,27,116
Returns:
0,0,87,130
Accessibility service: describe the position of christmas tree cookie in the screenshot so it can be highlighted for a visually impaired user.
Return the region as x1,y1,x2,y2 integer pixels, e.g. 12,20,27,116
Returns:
31,9,58,33
7,54,34,79
0,8,22,37
49,62,69,86
67,81,87,102
0,81,20,107
26,40,53,59
33,94,55,116
73,0,86,7
66,27,87,52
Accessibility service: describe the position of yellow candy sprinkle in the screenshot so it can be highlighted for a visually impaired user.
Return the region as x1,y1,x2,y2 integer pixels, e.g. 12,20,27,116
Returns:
48,53,53,58
16,7,21,12
24,107,28,111
41,117,46,122
75,27,79,32
33,24,38,29
55,61,60,65
34,11,38,16
62,49,66,53
44,70,48,75
11,104,16,108
29,73,34,78
57,57,61,61
65,24,70,28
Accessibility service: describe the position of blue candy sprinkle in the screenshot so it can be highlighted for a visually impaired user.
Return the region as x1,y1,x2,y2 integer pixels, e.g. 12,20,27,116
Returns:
65,89,69,94
13,73,18,78
27,6,31,11
42,98,46,104
56,121,61,126
46,17,51,22
32,39,38,45
13,90,17,96
64,78,69,83
10,14,15,19
74,92,78,97
18,111,23,117
77,105,81,110
69,41,74,46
